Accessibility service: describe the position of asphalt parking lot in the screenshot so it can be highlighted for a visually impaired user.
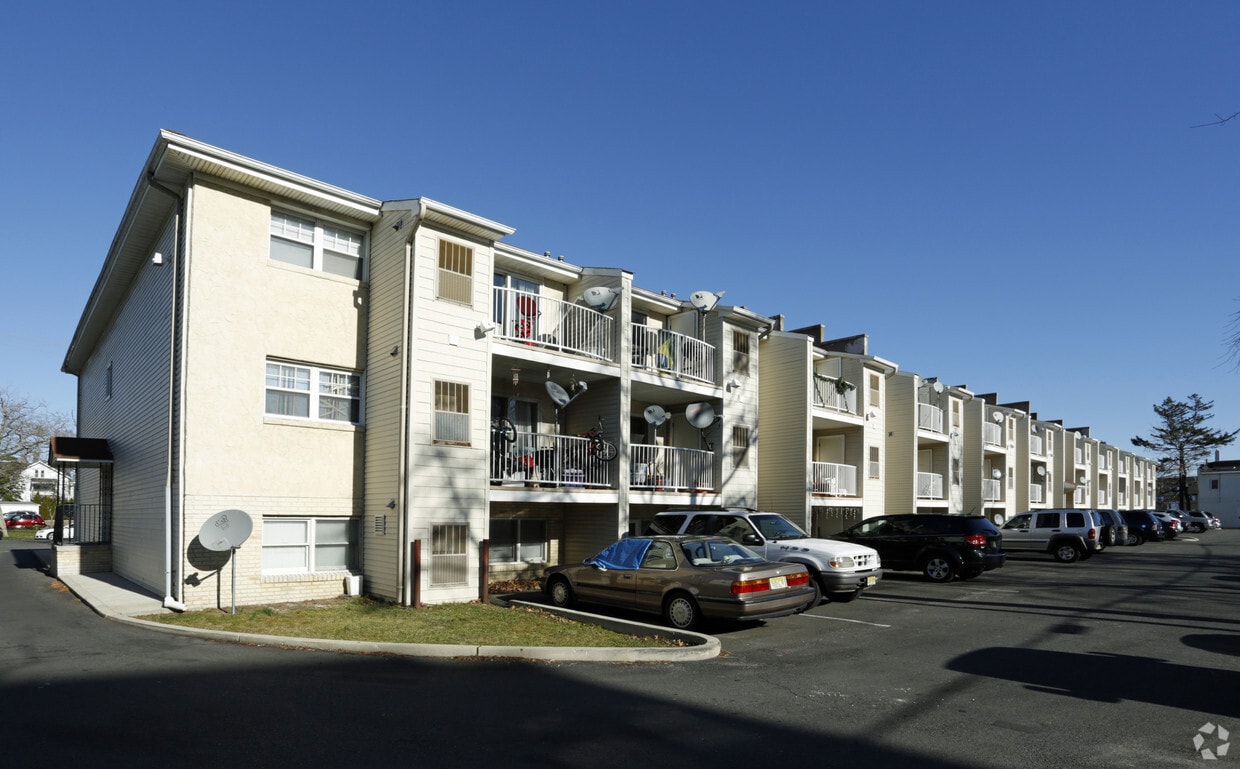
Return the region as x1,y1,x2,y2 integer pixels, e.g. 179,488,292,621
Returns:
635,528,1240,768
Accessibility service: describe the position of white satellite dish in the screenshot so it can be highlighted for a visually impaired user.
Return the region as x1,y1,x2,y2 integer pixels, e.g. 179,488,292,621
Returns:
545,381,571,407
581,286,620,312
1079,474,1088,484
932,381,945,394
992,468,1003,480
1036,466,1046,478
685,402,716,429
689,290,724,313
643,405,668,426
199,509,253,552
992,412,1004,423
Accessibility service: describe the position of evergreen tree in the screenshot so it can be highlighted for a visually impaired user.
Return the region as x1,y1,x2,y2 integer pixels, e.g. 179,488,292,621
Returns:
1132,394,1238,511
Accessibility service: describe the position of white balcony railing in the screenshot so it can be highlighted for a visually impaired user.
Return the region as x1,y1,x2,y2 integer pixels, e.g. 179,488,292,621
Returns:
1029,484,1044,504
1030,434,1045,456
631,444,714,491
918,403,944,434
493,288,615,361
982,479,1001,502
917,472,944,499
812,462,857,496
491,430,614,488
812,376,855,414
631,324,716,384
984,422,1002,447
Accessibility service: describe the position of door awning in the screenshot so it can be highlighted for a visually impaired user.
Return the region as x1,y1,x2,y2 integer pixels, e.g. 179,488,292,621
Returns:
48,437,113,465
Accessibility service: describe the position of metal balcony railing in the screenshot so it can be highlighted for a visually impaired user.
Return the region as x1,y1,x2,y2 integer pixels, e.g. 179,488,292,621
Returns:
812,376,855,414
631,444,714,492
984,422,1002,447
491,431,614,489
1029,484,1044,504
1030,434,1045,457
918,403,944,433
55,503,111,544
493,288,615,362
917,472,944,499
812,462,857,496
630,324,715,384
982,479,1001,502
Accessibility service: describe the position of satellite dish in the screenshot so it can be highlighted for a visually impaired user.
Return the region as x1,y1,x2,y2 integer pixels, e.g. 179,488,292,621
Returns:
932,381,945,394
689,290,724,313
643,405,668,426
545,381,571,407
991,468,1003,480
1036,466,1046,478
685,402,716,429
1079,474,1088,484
581,286,620,312
992,412,1004,423
199,509,253,552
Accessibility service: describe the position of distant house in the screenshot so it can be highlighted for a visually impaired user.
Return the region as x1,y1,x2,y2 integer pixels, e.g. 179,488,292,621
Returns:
18,461,62,501
1198,459,1240,527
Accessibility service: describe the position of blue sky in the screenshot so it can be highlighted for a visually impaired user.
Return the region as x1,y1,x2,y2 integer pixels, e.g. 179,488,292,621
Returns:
3,1,1237,458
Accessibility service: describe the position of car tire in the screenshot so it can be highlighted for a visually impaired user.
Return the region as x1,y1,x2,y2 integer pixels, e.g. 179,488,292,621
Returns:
547,576,575,608
1053,543,1083,563
1125,532,1143,546
663,592,699,630
799,575,823,610
920,554,955,583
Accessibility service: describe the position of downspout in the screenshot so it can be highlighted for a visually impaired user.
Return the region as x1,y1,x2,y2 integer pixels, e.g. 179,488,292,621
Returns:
147,171,187,612
397,212,420,605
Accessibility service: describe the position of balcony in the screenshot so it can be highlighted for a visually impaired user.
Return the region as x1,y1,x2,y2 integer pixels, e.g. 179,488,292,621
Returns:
918,403,944,434
983,422,1002,447
982,479,1001,502
631,444,714,492
1030,434,1045,457
1029,484,1044,504
491,431,614,489
917,472,944,499
812,376,855,414
812,462,857,496
493,288,615,362
631,324,715,384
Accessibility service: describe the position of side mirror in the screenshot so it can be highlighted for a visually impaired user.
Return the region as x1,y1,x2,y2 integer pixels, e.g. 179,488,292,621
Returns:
741,533,762,547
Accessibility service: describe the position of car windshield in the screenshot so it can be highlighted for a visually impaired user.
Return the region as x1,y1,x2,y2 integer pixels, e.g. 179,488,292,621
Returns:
680,540,766,567
751,514,808,540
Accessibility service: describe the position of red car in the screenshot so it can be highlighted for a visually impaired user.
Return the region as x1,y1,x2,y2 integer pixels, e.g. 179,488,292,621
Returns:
3,512,46,529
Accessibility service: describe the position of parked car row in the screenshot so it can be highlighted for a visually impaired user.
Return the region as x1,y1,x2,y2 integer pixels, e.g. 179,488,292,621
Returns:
2,511,46,530
543,507,1222,631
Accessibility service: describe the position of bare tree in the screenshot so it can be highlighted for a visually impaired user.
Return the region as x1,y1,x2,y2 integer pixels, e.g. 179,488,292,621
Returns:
0,388,72,500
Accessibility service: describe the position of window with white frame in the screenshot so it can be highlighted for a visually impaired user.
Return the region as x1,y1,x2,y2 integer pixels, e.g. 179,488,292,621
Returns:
437,239,474,305
269,211,365,279
869,446,881,478
262,517,358,574
431,523,469,585
868,373,880,407
434,381,470,444
489,519,547,564
732,426,751,467
732,331,750,375
265,361,361,423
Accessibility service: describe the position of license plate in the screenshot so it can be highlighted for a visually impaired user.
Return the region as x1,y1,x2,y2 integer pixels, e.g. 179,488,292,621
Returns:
866,576,877,586
769,575,788,590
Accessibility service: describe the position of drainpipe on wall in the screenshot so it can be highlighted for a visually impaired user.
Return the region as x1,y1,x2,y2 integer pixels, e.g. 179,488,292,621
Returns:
147,171,187,612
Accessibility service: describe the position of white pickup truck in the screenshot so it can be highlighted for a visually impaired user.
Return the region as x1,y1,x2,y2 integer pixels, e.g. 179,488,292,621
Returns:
647,509,882,604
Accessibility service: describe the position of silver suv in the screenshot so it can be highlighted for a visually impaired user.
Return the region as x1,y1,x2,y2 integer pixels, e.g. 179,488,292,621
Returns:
999,509,1104,563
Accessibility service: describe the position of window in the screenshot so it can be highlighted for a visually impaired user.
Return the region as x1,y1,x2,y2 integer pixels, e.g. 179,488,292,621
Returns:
270,211,364,279
431,523,469,585
732,426,751,468
1211,479,1220,490
262,517,358,574
434,381,470,444
438,239,474,305
732,331,750,375
489,519,547,563
869,446,881,478
265,361,361,423
868,373,880,407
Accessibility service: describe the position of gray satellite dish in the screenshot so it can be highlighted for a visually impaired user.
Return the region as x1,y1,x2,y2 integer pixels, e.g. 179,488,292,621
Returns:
992,412,1004,423
1036,466,1046,478
932,381,945,394
199,509,253,552
643,405,668,426
689,290,724,313
685,402,716,429
992,468,1003,480
581,286,620,312
198,509,253,615
545,381,571,407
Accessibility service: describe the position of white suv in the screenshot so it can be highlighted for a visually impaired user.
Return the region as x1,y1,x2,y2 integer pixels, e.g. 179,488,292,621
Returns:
647,509,882,604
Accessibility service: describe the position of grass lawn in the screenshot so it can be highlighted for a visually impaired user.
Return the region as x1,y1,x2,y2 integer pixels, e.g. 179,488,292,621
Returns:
139,596,686,648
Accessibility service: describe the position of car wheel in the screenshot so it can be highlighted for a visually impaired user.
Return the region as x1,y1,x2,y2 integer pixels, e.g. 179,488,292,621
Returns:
1125,532,1142,546
663,592,699,630
920,554,955,583
548,576,575,608
798,575,823,611
1192,524,1205,533
1053,543,1083,563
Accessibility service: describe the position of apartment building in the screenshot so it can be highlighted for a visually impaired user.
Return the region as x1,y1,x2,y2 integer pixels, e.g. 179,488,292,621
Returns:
55,131,1159,611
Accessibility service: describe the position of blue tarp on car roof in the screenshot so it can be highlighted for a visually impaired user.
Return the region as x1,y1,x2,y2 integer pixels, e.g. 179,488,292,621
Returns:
587,538,653,570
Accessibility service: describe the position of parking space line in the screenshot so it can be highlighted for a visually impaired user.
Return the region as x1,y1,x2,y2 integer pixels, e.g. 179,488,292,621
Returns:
800,614,892,628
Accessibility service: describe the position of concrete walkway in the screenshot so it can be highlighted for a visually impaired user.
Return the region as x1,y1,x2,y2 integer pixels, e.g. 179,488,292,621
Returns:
43,552,719,662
